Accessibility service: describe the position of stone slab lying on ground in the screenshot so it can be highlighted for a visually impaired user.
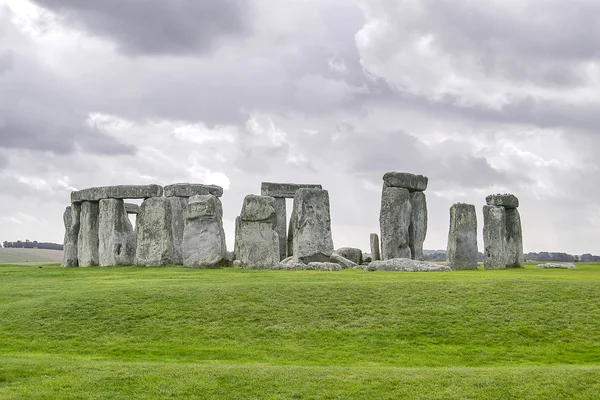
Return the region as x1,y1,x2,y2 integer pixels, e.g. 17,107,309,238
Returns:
334,247,362,265
330,252,358,268
486,194,519,209
306,262,342,271
367,258,451,272
124,203,140,214
261,182,323,198
383,172,428,192
537,263,577,269
164,183,223,198
71,184,163,203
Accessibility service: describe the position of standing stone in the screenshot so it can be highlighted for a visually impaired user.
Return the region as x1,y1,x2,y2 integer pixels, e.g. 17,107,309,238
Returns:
447,203,478,270
291,188,334,264
409,192,427,261
77,201,99,267
286,211,295,258
234,216,241,260
61,204,80,268
135,197,173,266
182,195,227,268
380,187,412,260
169,197,188,265
370,233,380,261
236,195,280,269
98,199,136,266
274,198,287,261
483,205,507,270
505,208,524,268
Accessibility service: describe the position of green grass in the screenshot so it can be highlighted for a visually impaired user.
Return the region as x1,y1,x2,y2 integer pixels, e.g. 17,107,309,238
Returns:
1,263,600,398
0,248,63,264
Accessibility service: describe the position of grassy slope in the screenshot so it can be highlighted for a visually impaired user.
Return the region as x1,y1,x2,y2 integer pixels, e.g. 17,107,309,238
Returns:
0,248,64,264
1,263,600,399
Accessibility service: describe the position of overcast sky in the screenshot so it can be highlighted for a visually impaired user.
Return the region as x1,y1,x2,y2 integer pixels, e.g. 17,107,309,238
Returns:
1,0,599,254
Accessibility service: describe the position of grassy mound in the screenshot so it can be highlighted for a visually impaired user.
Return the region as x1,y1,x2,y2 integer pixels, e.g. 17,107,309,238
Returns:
1,263,599,398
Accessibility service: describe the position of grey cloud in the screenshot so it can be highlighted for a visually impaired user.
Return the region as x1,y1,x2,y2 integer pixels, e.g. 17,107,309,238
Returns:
31,0,250,55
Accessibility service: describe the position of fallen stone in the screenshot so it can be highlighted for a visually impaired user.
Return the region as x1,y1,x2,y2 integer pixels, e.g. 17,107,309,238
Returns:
169,197,188,265
280,257,306,270
486,194,519,209
164,183,223,198
306,262,342,271
233,260,242,267
335,247,363,265
362,253,372,264
292,188,335,264
98,199,136,266
182,194,228,268
483,205,507,270
380,187,412,260
370,233,380,261
124,203,140,214
367,258,451,272
505,208,524,268
240,195,276,223
261,182,322,198
383,172,428,192
77,201,99,267
447,203,478,270
135,197,174,266
409,192,427,261
330,252,358,269
537,263,577,269
71,184,163,203
61,204,80,268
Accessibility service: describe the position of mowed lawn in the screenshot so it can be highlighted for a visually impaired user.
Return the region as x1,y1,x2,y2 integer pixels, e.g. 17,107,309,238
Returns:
1,263,600,399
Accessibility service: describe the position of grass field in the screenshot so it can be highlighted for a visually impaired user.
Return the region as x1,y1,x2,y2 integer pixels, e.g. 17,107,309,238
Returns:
1,263,600,399
0,248,63,264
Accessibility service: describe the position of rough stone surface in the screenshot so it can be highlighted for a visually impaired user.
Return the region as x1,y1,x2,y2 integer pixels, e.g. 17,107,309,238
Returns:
124,203,140,214
274,198,287,260
234,216,241,260
236,195,280,269
380,187,412,260
367,258,451,272
71,184,163,203
486,194,519,209
182,195,227,268
164,183,223,198
240,195,276,223
370,233,380,261
537,263,577,269
447,203,478,270
383,172,428,192
409,192,427,261
291,188,335,264
362,253,372,264
261,182,322,198
483,205,507,270
330,252,358,269
306,262,342,271
169,197,188,265
335,247,363,265
135,197,173,266
98,199,136,266
61,204,80,268
233,260,242,267
77,201,99,267
280,257,305,270
505,208,524,268
287,207,295,258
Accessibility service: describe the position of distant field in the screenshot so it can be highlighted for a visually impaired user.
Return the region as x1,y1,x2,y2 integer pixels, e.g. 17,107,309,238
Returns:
0,248,63,264
1,263,599,399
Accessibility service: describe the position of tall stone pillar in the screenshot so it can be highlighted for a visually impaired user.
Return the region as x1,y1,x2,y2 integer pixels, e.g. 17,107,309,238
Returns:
61,204,80,268
292,188,334,264
274,198,287,261
98,198,136,266
447,203,478,270
483,194,523,269
370,233,380,261
77,201,99,267
409,192,427,261
135,197,174,266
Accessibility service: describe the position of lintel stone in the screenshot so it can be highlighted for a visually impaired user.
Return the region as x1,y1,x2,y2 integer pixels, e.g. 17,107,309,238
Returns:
164,183,223,198
261,182,322,198
71,184,163,203
383,172,428,192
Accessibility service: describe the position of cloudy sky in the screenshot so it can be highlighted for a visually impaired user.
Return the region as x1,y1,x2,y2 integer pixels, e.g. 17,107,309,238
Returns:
1,0,599,254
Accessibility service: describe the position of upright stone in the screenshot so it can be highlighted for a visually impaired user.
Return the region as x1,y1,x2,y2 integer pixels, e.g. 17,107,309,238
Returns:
61,204,80,267
135,197,173,266
236,195,280,269
98,199,136,266
169,197,188,265
182,195,228,268
409,192,427,260
77,201,99,267
274,198,287,260
447,203,478,270
483,205,507,270
291,188,334,264
505,208,524,268
370,233,380,261
380,187,412,260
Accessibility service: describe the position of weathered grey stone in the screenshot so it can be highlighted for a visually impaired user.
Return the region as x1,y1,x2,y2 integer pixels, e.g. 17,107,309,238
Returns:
164,183,223,198
383,172,428,192
362,253,372,264
182,195,228,268
274,198,287,260
261,182,322,198
77,201,99,267
505,208,524,268
61,204,80,268
135,197,173,266
98,199,136,266
483,205,507,270
380,187,412,260
236,195,280,269
447,203,478,270
486,194,519,209
370,233,380,261
124,203,140,214
240,195,276,222
71,184,163,203
367,258,451,272
169,197,187,265
537,263,576,269
234,216,241,260
233,260,242,267
330,252,358,269
281,258,308,270
286,207,295,258
292,188,335,264
225,251,235,263
306,262,342,271
409,192,427,261
334,248,362,265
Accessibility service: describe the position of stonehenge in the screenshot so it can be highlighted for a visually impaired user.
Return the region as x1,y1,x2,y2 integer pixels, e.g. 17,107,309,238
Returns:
135,197,174,266
61,204,80,268
447,203,478,270
98,199,136,266
483,194,524,269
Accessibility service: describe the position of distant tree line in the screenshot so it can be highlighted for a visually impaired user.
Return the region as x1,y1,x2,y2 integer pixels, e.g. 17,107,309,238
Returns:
423,250,600,262
2,240,63,251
